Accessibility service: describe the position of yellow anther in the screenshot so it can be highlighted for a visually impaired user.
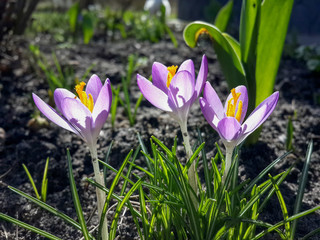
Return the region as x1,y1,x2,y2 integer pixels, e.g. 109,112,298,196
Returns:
226,88,242,122
166,65,178,88
75,82,94,112
236,100,243,122
226,98,235,117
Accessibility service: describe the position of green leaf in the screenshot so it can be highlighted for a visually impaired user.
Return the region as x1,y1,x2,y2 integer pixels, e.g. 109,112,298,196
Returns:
241,151,291,197
214,0,233,32
41,157,50,202
22,164,40,200
239,0,261,112
255,0,294,106
99,150,133,238
286,116,294,151
268,174,290,236
67,150,90,240
0,213,62,240
82,13,94,44
290,140,313,239
8,186,85,232
68,2,79,33
183,21,246,89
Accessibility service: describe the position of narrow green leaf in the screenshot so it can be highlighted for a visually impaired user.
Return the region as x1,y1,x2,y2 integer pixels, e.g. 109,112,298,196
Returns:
22,164,40,200
99,150,133,237
252,205,320,240
0,213,62,240
82,13,94,44
109,177,145,239
197,128,212,198
286,116,294,151
241,151,291,197
214,0,233,32
301,227,320,240
183,21,246,89
41,157,50,202
68,2,79,33
67,149,90,240
139,186,149,239
291,140,313,239
268,174,290,237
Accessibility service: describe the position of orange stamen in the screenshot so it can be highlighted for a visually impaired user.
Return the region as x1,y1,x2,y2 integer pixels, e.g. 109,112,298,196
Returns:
75,82,94,112
226,88,242,122
166,65,178,88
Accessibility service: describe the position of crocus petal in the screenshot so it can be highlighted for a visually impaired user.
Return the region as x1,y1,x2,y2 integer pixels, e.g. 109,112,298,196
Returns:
61,97,94,144
54,88,76,113
32,93,79,135
199,97,219,131
86,74,103,103
167,71,194,109
242,91,279,135
91,82,112,139
224,85,248,123
203,82,224,119
195,55,208,98
152,62,169,94
217,117,242,142
137,74,172,112
178,59,195,80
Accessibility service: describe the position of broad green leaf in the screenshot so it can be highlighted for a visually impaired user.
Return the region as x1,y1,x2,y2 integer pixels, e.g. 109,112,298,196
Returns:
183,21,246,89
255,0,294,106
214,0,234,32
222,33,241,59
239,0,261,113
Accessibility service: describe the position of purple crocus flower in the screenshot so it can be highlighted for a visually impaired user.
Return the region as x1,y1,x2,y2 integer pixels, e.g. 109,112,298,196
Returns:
32,74,112,152
137,55,208,126
200,82,279,149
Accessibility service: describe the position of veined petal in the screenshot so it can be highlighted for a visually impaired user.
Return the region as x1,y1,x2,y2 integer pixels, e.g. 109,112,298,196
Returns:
54,88,76,113
199,97,219,131
168,71,194,109
86,74,103,103
217,117,242,142
61,97,94,144
224,85,248,123
32,93,79,135
137,74,172,112
91,83,112,139
203,82,224,119
195,55,208,98
242,91,279,135
178,59,195,80
152,62,169,94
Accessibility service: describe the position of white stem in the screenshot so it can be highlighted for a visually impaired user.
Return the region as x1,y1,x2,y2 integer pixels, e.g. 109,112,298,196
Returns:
179,121,198,207
90,148,108,240
222,146,234,184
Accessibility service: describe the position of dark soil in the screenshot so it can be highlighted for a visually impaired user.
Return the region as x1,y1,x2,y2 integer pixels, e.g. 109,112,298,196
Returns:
0,23,319,240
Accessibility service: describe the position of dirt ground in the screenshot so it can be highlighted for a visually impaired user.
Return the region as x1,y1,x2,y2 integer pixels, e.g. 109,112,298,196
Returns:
0,23,319,239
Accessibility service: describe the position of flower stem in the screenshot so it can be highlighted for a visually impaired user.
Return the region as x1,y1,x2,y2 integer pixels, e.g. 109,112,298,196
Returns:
90,148,108,240
179,121,198,207
222,146,234,184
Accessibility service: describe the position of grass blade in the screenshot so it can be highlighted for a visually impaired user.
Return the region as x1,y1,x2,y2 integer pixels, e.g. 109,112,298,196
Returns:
67,149,90,240
22,164,40,200
241,151,291,197
290,140,313,239
0,213,62,240
41,157,50,202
